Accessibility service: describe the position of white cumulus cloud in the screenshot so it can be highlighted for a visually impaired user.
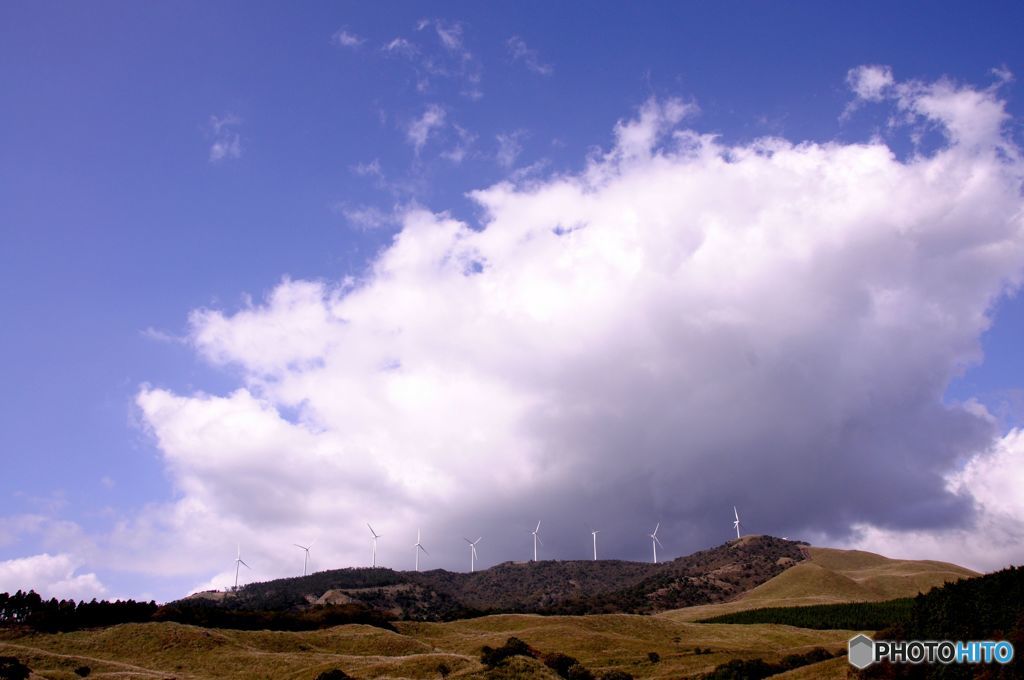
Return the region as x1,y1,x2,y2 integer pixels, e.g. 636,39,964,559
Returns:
126,67,1024,587
0,553,106,600
848,428,1024,572
847,64,895,101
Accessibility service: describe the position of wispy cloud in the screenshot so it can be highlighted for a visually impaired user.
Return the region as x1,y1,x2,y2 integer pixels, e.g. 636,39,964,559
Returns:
208,113,242,163
335,203,400,231
442,124,477,164
507,36,553,76
382,37,418,58
495,130,527,168
350,158,384,179
140,327,186,344
384,19,483,99
406,104,446,154
331,27,365,49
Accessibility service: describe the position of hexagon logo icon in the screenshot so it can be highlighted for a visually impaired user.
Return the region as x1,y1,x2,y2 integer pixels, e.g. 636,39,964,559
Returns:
848,634,875,669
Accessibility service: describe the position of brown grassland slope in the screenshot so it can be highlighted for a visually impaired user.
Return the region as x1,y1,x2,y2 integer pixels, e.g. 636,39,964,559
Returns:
660,544,977,623
0,615,858,679
0,542,977,679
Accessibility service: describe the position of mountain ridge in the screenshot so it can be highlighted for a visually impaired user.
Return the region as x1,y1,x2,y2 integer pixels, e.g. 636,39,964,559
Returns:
179,536,809,620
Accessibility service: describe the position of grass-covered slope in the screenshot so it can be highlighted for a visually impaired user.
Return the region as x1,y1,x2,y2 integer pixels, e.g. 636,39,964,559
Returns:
661,545,976,623
0,543,988,680
0,614,858,679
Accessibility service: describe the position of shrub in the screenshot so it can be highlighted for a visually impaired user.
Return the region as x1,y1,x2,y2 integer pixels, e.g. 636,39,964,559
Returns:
647,651,660,663
567,662,595,680
697,598,914,630
780,647,832,669
702,649,836,680
542,652,580,677
480,637,535,668
702,657,776,680
0,657,30,680
599,672,633,680
314,670,352,680
74,667,91,677
436,661,451,677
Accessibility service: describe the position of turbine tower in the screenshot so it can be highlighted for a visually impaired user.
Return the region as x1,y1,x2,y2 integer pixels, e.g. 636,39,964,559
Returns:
531,521,543,562
464,537,482,572
293,541,314,576
649,523,664,564
733,506,742,539
367,523,380,567
591,529,599,561
233,544,250,590
414,529,428,572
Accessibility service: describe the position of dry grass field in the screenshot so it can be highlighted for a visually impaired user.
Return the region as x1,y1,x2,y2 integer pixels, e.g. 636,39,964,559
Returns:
0,544,975,679
0,615,857,679
660,544,976,623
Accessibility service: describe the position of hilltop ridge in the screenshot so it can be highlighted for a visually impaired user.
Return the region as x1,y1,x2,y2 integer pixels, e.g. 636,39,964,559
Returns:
660,544,978,622
180,535,807,620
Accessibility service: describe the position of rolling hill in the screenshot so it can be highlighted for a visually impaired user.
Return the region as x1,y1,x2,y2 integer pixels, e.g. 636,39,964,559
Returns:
0,614,860,679
176,536,808,621
0,538,984,679
659,543,977,623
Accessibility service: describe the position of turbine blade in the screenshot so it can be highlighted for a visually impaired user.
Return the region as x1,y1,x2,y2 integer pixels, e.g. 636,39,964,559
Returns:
537,535,544,547
654,536,664,548
421,545,429,556
239,559,250,569
535,521,541,532
464,537,472,544
367,523,379,537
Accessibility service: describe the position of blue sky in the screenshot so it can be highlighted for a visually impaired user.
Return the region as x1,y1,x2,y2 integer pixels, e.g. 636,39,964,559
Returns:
2,2,1024,601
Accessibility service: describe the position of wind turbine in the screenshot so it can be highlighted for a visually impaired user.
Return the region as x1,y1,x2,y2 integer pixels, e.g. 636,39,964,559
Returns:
233,544,250,591
531,521,543,562
649,523,664,564
591,528,599,561
733,506,742,539
293,540,314,576
464,537,482,572
414,529,428,571
367,523,380,567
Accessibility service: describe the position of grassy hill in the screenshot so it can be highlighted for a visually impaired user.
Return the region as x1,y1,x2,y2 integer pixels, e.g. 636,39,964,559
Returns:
0,614,858,679
178,536,807,621
0,540,984,679
659,545,977,623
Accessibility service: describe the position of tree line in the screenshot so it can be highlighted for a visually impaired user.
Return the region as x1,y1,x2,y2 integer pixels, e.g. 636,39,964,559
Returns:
698,597,915,630
0,590,396,633
0,590,157,632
